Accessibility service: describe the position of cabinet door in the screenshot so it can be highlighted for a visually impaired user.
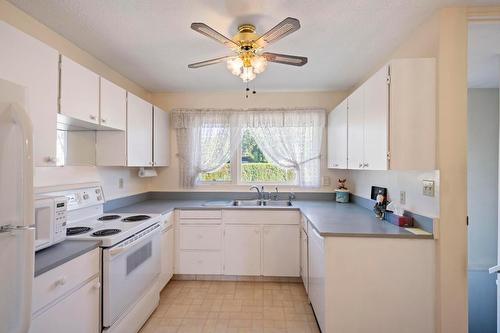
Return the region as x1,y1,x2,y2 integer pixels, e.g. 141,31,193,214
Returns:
127,93,152,166
29,276,100,333
262,225,300,277
224,225,261,276
100,77,126,130
347,87,364,170
60,56,99,125
301,229,309,294
327,99,348,169
0,21,59,166
363,65,389,170
153,106,170,166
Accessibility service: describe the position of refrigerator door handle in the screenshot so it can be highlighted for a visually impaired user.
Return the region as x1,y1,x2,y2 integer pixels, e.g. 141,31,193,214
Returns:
489,265,500,274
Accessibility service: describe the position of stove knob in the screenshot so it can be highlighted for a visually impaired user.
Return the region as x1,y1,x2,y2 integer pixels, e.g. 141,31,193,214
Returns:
83,194,89,200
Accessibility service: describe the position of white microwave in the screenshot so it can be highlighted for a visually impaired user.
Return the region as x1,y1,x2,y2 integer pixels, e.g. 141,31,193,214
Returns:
34,196,67,251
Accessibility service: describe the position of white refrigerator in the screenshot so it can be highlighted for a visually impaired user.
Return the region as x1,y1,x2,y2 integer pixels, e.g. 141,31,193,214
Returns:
0,78,35,333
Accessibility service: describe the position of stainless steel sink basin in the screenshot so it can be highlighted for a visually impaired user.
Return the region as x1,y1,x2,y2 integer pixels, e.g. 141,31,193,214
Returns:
262,200,293,207
231,199,263,207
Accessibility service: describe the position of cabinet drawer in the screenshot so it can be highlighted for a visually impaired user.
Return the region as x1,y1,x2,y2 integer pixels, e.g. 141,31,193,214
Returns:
179,210,222,219
179,219,221,225
33,248,99,313
180,225,222,250
178,251,222,275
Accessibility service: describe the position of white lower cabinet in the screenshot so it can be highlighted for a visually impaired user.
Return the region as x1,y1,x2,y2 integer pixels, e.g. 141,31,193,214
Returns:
308,224,326,332
30,248,100,333
262,225,300,277
30,276,100,333
224,225,261,276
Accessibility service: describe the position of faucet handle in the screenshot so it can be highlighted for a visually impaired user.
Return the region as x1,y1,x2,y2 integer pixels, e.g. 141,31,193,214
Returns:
288,192,296,201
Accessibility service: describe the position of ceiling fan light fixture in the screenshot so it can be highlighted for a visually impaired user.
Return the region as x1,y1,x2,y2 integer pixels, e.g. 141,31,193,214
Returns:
227,57,243,76
240,67,256,82
251,55,267,74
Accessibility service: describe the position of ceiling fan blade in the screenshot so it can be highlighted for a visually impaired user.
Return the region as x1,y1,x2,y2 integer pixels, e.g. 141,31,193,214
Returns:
188,56,233,69
255,17,301,48
263,52,308,66
191,23,239,50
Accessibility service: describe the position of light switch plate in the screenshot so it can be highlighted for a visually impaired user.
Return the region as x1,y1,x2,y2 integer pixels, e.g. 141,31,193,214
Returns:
322,176,331,186
400,191,406,205
422,180,435,197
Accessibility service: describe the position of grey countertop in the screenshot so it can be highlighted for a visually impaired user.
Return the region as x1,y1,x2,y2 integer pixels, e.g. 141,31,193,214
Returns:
109,199,433,239
34,240,100,277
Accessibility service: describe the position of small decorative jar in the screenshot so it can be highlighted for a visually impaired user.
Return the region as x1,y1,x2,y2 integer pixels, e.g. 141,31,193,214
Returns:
335,189,350,203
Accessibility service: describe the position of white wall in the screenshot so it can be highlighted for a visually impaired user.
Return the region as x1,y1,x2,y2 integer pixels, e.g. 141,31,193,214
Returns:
0,0,152,199
150,91,349,192
348,170,439,218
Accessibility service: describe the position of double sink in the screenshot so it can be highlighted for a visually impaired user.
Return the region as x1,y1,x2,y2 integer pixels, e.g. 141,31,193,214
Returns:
231,199,293,207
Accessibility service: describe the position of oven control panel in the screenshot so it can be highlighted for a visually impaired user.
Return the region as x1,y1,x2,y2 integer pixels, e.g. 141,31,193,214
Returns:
57,186,105,211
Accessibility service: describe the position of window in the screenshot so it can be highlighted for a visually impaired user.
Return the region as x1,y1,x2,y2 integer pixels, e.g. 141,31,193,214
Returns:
199,161,231,182
240,129,295,183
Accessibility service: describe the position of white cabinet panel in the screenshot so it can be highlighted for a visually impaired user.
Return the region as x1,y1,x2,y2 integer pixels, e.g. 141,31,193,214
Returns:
308,225,325,332
0,21,59,166
60,56,99,125
363,65,389,170
262,225,300,277
127,93,153,166
30,276,100,333
179,225,222,250
347,87,364,170
153,106,170,166
100,77,126,130
301,228,309,293
159,227,174,290
177,251,222,275
224,225,261,276
180,210,222,220
327,99,348,169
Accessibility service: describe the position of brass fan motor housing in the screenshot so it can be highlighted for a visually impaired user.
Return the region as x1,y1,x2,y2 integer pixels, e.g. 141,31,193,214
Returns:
233,24,258,51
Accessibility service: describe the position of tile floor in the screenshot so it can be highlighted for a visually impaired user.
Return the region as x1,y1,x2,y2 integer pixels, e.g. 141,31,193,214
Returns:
139,280,320,333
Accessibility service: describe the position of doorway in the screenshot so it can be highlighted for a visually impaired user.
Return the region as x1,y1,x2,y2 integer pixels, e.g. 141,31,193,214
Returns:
467,21,500,333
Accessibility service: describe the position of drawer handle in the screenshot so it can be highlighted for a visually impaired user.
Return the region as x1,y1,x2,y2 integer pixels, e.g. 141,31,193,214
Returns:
54,277,67,287
89,115,96,120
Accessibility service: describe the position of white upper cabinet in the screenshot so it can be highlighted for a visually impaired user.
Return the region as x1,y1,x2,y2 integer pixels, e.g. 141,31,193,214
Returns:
363,65,389,170
327,99,348,169
347,87,364,170
0,21,59,166
127,93,153,167
100,77,126,130
153,106,170,167
59,55,100,125
341,58,436,171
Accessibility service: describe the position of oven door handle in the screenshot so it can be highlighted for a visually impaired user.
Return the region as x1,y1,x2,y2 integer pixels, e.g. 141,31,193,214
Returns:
108,224,161,257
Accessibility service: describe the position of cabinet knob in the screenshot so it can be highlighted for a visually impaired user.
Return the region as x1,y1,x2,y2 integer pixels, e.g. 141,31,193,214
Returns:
93,282,101,290
45,156,56,163
101,118,106,123
89,115,96,120
55,276,67,287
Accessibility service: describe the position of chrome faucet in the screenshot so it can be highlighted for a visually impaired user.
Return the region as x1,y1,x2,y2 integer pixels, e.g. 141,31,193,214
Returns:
249,185,261,200
288,192,296,201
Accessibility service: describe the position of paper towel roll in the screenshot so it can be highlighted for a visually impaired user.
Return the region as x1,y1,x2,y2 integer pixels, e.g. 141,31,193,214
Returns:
138,167,157,178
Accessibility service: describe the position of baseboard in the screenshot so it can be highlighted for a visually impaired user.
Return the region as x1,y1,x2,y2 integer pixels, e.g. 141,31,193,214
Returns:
173,274,302,283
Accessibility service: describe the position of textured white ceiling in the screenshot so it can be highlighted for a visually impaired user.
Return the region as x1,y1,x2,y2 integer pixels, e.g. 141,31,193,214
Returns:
468,23,500,88
8,0,497,92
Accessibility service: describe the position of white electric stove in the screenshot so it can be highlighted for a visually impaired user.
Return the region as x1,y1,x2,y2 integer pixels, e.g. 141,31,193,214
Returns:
43,185,161,332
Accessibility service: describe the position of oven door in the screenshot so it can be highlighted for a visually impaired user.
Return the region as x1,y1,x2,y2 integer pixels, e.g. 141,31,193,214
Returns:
102,225,161,328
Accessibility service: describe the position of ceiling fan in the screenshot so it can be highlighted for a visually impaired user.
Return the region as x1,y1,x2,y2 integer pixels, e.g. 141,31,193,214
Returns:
188,17,308,82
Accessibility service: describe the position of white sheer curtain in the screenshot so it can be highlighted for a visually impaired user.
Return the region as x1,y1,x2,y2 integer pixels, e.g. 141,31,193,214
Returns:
240,110,325,187
173,108,325,188
172,110,241,187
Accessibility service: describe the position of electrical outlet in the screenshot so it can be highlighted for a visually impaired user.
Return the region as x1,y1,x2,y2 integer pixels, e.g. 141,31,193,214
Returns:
322,176,331,186
400,191,406,205
423,180,435,197
118,178,124,189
